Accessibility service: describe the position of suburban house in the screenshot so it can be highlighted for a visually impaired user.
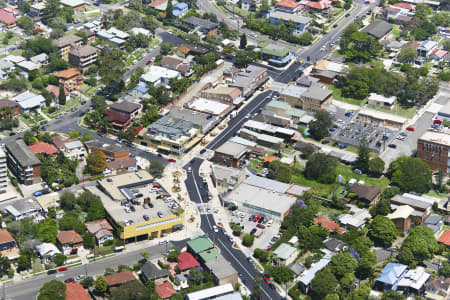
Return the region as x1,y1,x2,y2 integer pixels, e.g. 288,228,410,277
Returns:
109,101,143,121
417,40,439,58
173,2,188,17
4,199,41,221
104,109,132,131
155,282,176,299
275,0,303,12
0,8,18,28
259,44,293,67
438,230,450,247
85,219,114,245
105,157,137,176
12,91,46,114
182,16,218,35
0,100,19,116
140,262,170,285
269,11,312,34
424,277,450,300
139,66,180,88
177,252,201,273
56,230,84,255
0,229,19,260
60,0,86,13
349,184,381,207
314,217,346,234
375,263,408,292
52,35,83,61
65,282,91,300
46,84,69,102
423,214,442,233
391,193,434,221
298,250,334,293
4,139,41,185
273,243,298,265
397,267,430,295
55,68,83,92
28,142,59,156
30,53,49,68
68,45,99,70
213,141,248,168
387,205,414,233
52,136,86,160
361,20,393,40
367,93,396,110
35,243,61,263
105,271,136,289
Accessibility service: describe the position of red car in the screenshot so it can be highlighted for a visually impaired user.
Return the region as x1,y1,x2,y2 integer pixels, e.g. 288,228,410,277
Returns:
264,277,271,284
267,247,271,251
253,216,261,222
370,65,376,69
434,119,442,124
406,127,415,132
168,158,176,162
146,60,152,65
308,142,314,145
153,184,161,188
58,267,68,272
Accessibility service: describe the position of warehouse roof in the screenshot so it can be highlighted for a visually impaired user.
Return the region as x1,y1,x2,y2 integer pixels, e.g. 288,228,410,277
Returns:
205,256,237,280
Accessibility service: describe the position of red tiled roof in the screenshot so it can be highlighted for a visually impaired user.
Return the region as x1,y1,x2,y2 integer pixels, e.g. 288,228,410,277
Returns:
107,157,137,171
133,126,144,136
28,142,59,155
65,283,91,300
57,230,83,245
46,84,69,98
393,2,415,10
0,229,14,245
177,252,200,271
105,271,136,287
385,7,401,12
438,230,450,246
155,282,176,299
0,9,17,25
306,0,329,9
149,0,167,7
104,109,131,123
276,0,300,8
430,49,448,59
314,217,346,234
56,68,80,80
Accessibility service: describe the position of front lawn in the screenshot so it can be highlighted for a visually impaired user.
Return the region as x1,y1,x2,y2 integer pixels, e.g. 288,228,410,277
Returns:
61,97,81,112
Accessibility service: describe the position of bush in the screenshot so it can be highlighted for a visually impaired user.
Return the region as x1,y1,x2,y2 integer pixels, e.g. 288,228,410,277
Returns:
47,106,57,114
103,239,114,246
242,234,254,247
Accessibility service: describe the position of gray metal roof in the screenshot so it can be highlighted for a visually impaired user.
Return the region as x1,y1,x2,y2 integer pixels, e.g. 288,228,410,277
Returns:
205,256,237,280
85,140,128,153
243,175,290,193
391,194,432,210
5,139,40,167
273,243,297,260
270,11,312,24
361,20,393,39
147,115,197,140
214,141,248,158
424,214,442,226
141,262,170,280
301,85,332,101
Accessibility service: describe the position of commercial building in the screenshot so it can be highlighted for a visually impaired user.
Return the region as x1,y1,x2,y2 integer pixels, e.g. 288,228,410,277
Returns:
391,193,433,221
387,205,414,233
201,86,243,105
213,141,248,168
5,140,41,185
223,175,301,219
269,11,312,34
187,237,215,255
142,115,200,155
242,119,296,143
297,85,332,113
186,284,235,300
185,98,233,116
239,128,284,149
228,65,269,97
68,45,99,70
260,44,293,67
85,140,129,161
211,164,246,192
93,171,184,243
52,35,83,61
205,257,238,286
356,107,408,129
60,0,85,13
417,130,450,175
0,148,7,195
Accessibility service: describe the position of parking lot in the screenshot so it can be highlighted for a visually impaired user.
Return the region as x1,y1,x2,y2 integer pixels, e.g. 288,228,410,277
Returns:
228,210,282,251
331,119,398,153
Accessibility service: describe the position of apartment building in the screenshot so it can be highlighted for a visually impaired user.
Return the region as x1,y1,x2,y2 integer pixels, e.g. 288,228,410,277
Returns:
68,45,99,70
4,140,41,185
55,68,83,92
417,130,450,175
52,35,83,61
0,148,7,194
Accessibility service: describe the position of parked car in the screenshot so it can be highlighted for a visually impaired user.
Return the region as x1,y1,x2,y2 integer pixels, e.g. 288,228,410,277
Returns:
250,228,257,235
58,267,68,272
153,184,161,188
388,144,397,148
353,168,362,175
146,60,152,65
168,158,176,162
264,277,271,284
47,269,57,275
257,224,265,229
406,127,415,132
64,278,74,283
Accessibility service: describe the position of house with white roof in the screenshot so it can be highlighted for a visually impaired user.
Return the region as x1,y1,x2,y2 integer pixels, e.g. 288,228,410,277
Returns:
397,267,430,295
30,53,49,67
298,249,334,293
273,243,298,265
17,60,39,72
12,91,46,113
367,93,396,110
139,66,180,88
130,27,151,37
35,242,61,263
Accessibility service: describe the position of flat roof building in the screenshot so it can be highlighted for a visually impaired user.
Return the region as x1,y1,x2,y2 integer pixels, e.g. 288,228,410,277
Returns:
213,141,248,168
356,107,408,129
205,257,238,286
5,140,41,185
186,284,235,300
417,130,450,175
85,140,129,161
185,98,233,116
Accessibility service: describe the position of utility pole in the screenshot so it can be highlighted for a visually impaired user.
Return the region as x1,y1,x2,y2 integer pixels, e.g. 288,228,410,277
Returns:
85,264,88,277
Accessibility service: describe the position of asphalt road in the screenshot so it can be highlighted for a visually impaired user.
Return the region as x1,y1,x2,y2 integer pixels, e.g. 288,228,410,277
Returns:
207,90,273,150
184,158,281,299
4,243,176,300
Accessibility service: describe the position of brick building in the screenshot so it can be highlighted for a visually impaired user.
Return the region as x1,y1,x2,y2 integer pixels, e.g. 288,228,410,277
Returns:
417,130,450,175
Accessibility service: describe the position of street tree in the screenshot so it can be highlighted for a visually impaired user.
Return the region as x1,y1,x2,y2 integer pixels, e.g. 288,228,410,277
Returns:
310,267,338,300
58,85,66,105
309,110,332,140
330,252,358,279
299,145,315,159
94,275,108,295
53,253,66,266
397,46,417,63
37,280,66,300
387,156,432,193
355,138,370,173
368,157,385,177
86,151,107,175
368,215,397,247
265,265,292,284
148,160,165,178
242,234,254,247
398,225,437,266
37,219,58,244
240,33,247,49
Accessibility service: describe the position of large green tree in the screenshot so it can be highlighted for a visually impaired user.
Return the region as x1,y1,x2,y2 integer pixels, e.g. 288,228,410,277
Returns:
38,280,66,300
355,138,370,173
387,156,432,193
309,110,332,141
368,215,397,247
305,153,337,183
310,267,338,300
397,226,437,266
86,151,107,175
98,49,125,96
329,252,358,279
94,275,108,295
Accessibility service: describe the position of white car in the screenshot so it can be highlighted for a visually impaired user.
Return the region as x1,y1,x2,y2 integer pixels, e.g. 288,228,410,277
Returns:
213,225,219,233
267,219,274,227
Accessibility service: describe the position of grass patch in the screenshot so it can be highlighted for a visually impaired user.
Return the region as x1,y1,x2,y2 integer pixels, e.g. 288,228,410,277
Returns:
392,25,401,40
224,4,252,17
425,190,448,198
61,97,81,112
367,104,417,118
323,83,363,106
335,164,389,189
31,262,44,274
42,107,59,119
87,11,100,18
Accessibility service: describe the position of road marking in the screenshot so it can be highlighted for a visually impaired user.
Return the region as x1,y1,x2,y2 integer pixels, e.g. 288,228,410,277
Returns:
218,239,274,300
190,167,213,230
208,93,270,149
